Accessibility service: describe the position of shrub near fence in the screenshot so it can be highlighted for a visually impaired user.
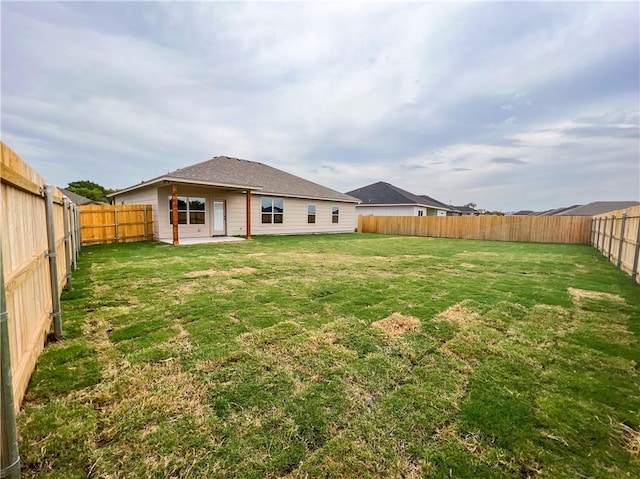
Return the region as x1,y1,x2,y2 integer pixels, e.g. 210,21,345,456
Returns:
592,205,640,284
1,143,79,408
79,204,153,246
358,214,592,244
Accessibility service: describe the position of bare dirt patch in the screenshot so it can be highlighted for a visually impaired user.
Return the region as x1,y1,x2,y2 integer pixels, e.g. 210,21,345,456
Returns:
435,304,483,327
185,267,257,278
460,263,476,269
567,287,624,303
371,313,421,336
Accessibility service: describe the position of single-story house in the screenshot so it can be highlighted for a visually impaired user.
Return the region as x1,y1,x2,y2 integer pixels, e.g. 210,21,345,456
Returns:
554,201,640,216
446,204,480,216
346,182,450,227
108,156,360,242
513,201,639,216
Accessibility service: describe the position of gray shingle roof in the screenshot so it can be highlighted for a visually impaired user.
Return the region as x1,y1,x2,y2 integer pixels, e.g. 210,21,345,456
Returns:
450,205,479,214
112,156,359,203
58,188,108,205
555,201,640,216
346,182,448,209
512,210,535,216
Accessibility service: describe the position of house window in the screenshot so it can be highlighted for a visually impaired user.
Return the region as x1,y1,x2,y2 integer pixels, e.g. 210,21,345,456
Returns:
308,204,316,223
418,210,424,217
261,197,284,224
332,205,339,224
169,196,206,225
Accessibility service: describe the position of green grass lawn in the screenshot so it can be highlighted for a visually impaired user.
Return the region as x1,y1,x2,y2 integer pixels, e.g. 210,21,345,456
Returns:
18,234,640,478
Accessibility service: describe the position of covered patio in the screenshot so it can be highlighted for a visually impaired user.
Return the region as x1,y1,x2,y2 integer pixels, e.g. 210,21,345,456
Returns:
158,236,246,245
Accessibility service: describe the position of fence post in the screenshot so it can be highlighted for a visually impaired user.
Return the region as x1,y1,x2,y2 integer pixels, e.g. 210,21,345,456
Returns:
43,185,62,339
607,214,615,260
70,204,78,271
143,205,148,241
600,217,607,253
617,213,627,268
62,197,72,289
596,217,602,251
76,207,82,252
633,217,640,284
0,239,21,479
114,208,119,243
590,217,595,245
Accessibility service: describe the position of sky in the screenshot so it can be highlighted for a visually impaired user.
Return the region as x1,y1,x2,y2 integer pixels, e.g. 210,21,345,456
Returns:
1,1,639,212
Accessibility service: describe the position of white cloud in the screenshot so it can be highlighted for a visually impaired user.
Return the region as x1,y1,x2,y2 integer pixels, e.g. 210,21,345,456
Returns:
1,1,638,210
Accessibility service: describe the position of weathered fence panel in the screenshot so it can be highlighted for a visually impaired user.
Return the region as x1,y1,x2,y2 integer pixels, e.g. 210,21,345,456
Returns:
79,204,153,245
358,214,592,244
1,142,79,413
592,205,640,284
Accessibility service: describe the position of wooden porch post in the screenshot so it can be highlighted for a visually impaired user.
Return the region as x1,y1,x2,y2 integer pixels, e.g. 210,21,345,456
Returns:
172,184,179,245
246,190,252,240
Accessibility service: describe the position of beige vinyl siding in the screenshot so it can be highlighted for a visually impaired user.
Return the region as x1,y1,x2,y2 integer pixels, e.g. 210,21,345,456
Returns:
112,186,160,238
428,208,448,217
156,185,248,239
252,196,355,235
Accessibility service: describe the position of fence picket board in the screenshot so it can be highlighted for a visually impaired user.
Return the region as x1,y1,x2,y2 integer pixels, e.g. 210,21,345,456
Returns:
357,214,591,244
79,205,154,245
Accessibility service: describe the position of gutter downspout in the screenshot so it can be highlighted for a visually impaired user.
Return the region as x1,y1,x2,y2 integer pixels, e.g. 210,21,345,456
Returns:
1,239,21,479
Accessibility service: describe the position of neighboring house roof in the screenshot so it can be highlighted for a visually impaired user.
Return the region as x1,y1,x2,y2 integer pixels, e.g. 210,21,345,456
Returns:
110,156,359,203
419,195,452,210
346,182,448,210
450,204,479,214
555,201,640,216
511,210,535,216
58,187,108,205
534,204,582,216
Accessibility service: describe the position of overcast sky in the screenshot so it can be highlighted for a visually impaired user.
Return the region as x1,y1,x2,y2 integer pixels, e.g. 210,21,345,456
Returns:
2,1,639,211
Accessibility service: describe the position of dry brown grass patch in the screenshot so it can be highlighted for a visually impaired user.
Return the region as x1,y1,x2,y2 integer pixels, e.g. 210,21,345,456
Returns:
98,361,210,440
185,267,257,278
433,424,486,457
616,422,640,457
371,313,421,336
460,262,476,269
435,304,483,327
568,287,624,303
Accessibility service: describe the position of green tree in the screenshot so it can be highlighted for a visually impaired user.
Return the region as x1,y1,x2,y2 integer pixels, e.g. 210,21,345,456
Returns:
66,180,115,203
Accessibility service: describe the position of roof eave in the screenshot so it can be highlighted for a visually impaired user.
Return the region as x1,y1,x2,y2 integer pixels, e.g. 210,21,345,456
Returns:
109,176,264,197
260,191,360,203
356,202,449,210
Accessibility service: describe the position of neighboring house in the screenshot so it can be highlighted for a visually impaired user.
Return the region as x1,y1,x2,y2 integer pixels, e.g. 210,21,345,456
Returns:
511,210,535,216
554,201,640,216
446,204,480,216
346,182,450,227
531,205,582,216
511,201,639,216
58,187,109,205
108,156,359,241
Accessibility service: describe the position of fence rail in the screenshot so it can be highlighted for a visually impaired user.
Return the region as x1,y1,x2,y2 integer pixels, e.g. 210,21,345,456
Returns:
1,142,79,415
591,205,640,284
79,204,153,245
358,214,592,244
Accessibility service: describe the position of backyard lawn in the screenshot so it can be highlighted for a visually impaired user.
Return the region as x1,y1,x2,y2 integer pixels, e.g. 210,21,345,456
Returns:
18,234,640,478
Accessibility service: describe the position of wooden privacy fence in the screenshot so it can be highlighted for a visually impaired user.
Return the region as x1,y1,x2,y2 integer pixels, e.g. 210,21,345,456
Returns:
358,214,592,244
591,205,640,284
79,204,153,245
1,142,80,414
